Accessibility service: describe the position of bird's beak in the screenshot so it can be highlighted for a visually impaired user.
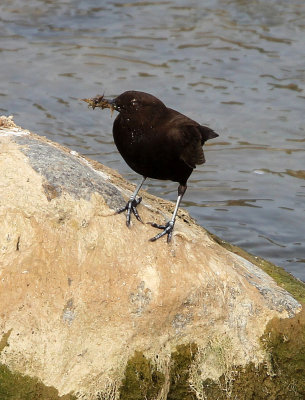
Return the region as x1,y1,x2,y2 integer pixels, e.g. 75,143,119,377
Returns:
103,98,116,117
82,95,117,116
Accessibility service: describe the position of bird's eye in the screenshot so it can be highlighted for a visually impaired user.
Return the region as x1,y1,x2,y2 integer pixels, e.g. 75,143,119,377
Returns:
131,99,138,106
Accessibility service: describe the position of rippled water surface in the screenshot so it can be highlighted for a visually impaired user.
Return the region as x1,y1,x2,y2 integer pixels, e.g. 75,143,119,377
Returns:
1,0,304,279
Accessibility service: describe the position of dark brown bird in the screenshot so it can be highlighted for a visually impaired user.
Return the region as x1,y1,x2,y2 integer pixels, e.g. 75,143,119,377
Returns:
85,91,218,242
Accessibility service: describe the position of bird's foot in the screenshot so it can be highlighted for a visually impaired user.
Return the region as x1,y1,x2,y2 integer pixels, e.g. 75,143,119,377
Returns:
149,221,175,243
117,197,143,227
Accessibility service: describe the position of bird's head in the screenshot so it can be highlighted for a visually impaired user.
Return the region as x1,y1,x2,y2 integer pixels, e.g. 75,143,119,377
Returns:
82,90,166,118
106,91,166,115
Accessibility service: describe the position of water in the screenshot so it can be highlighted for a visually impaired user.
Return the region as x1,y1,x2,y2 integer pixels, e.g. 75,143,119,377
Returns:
1,0,304,280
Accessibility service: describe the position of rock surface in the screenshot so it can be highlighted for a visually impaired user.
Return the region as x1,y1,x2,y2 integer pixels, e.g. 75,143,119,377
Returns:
0,116,303,399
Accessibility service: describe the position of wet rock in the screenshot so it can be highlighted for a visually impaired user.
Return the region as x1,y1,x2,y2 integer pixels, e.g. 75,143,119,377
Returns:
0,116,304,399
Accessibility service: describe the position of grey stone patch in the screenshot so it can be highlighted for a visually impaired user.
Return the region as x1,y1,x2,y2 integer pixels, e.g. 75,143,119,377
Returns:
231,253,301,317
129,281,152,316
251,286,300,318
14,136,125,210
62,298,76,325
172,312,193,334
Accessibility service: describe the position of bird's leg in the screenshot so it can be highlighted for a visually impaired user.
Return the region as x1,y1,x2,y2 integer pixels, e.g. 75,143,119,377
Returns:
117,176,146,227
149,184,186,243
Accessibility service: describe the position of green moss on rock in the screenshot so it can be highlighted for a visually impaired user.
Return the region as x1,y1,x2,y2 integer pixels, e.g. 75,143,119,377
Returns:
0,330,76,400
0,330,12,354
167,343,198,400
119,344,198,400
119,351,165,400
262,305,305,397
0,364,76,400
199,306,305,400
119,306,305,400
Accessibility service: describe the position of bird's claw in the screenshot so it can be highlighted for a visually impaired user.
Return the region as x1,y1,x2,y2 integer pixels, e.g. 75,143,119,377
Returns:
117,197,143,227
149,221,174,243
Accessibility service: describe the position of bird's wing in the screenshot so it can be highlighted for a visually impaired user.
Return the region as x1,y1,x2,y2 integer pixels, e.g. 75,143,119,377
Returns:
164,110,218,169
180,124,219,168
166,121,205,168
179,125,205,168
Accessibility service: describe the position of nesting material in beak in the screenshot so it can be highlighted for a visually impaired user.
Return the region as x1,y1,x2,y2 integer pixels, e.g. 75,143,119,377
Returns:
82,95,115,116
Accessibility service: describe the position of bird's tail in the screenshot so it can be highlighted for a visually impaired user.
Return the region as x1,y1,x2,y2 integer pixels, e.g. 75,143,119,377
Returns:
199,125,219,143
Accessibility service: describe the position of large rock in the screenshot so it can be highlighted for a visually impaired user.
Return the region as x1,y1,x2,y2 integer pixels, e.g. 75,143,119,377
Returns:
0,116,304,399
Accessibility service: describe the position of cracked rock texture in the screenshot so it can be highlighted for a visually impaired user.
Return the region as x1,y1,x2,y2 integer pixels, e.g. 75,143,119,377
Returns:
0,116,302,399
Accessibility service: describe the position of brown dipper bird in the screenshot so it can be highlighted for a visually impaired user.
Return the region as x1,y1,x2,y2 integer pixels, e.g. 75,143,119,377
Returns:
83,91,218,242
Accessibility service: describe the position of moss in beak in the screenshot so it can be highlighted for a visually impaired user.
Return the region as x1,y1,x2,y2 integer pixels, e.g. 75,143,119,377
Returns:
82,95,115,116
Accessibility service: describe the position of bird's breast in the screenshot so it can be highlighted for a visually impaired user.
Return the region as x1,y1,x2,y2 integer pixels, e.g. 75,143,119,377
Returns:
114,117,152,148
